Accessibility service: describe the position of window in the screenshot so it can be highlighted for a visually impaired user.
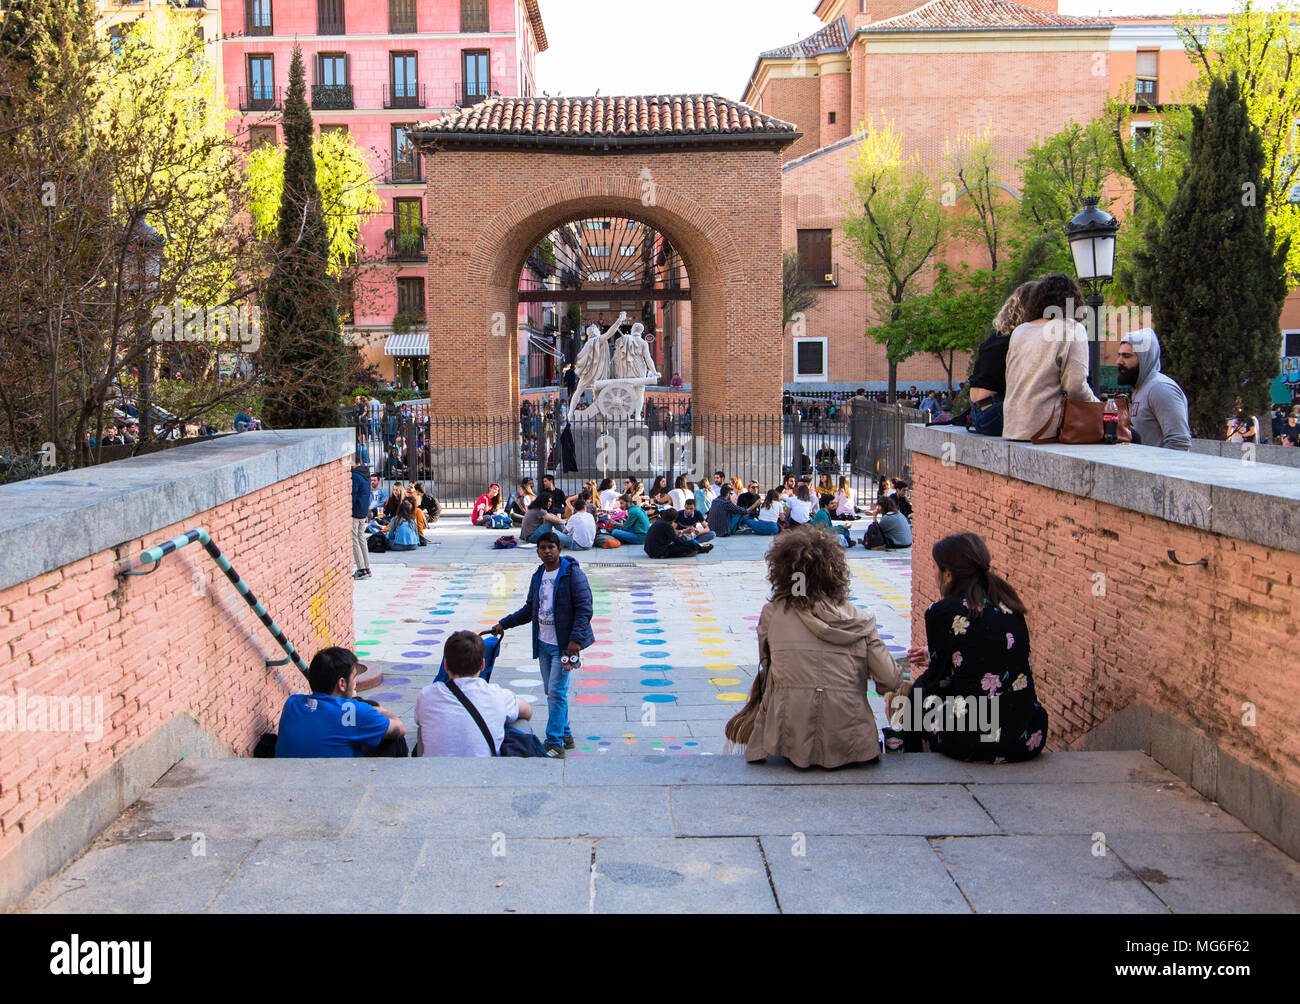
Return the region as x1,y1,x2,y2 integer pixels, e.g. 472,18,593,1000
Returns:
461,0,489,33
828,110,836,125
249,125,277,148
1284,331,1300,357
318,53,346,87
391,198,425,259
245,55,275,109
339,277,355,324
1136,50,1158,107
587,245,611,257
318,0,345,35
794,338,828,382
584,221,611,230
391,51,418,101
109,25,127,55
462,49,489,104
389,0,416,33
321,124,349,138
245,0,272,35
797,229,833,285
397,277,426,318
391,124,419,180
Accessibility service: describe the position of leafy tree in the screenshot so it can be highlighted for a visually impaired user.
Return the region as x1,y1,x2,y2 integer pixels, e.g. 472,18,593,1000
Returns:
247,127,381,277
945,126,1012,280
0,0,263,472
782,249,819,331
1134,72,1287,437
842,119,948,401
259,47,347,429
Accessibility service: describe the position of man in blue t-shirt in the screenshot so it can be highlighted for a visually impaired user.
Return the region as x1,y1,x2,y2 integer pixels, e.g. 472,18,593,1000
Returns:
276,648,407,757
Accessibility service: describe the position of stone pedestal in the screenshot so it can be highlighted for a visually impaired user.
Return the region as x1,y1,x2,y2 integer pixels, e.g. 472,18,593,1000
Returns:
565,422,654,480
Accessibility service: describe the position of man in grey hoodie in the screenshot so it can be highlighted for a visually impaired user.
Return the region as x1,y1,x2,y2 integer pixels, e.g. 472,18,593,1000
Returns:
1116,328,1192,450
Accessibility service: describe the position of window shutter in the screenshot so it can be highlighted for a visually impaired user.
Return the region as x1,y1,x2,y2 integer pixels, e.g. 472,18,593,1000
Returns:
1136,51,1158,77
344,52,350,86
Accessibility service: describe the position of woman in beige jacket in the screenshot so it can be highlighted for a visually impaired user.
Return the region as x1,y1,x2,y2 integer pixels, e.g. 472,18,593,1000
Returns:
726,526,902,768
1002,274,1099,441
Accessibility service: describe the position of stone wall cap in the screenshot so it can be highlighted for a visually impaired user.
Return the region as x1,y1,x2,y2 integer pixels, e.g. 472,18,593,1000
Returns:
905,424,1300,554
0,429,353,593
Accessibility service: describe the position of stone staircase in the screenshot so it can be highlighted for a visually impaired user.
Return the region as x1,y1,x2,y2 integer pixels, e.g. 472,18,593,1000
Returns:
19,751,1300,913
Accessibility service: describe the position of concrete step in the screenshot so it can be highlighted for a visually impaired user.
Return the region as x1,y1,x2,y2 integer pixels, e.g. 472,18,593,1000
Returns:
19,751,1300,913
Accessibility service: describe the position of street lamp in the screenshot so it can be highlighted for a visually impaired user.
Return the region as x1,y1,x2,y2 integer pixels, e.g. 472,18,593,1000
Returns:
1066,196,1120,395
126,219,167,446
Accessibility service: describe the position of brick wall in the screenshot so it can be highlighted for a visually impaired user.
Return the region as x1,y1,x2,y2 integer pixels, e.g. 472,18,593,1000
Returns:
909,452,1300,792
0,456,352,869
421,147,786,421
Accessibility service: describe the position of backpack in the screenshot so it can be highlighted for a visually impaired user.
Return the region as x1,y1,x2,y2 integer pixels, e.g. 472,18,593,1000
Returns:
484,513,512,529
493,535,519,549
367,532,389,553
863,521,888,551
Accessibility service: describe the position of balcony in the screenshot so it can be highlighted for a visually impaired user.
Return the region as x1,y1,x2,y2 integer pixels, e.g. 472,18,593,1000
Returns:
387,159,424,185
455,82,491,108
802,262,838,288
383,84,426,110
1135,79,1158,109
386,227,427,262
389,0,417,33
311,84,353,110
239,86,281,112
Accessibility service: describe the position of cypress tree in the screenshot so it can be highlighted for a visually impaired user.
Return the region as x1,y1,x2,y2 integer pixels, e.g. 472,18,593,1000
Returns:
1133,72,1287,438
260,46,346,429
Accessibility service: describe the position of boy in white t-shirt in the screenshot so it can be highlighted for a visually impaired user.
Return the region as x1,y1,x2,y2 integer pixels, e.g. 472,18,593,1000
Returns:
415,631,533,757
565,497,597,549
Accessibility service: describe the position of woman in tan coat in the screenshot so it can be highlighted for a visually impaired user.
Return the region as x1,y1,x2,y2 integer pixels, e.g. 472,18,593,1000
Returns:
725,526,902,768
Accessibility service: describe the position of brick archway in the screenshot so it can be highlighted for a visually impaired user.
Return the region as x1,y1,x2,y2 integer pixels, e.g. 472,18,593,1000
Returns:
415,95,799,423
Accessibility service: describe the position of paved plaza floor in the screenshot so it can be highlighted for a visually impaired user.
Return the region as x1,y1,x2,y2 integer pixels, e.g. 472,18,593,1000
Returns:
353,515,915,755
19,514,1300,913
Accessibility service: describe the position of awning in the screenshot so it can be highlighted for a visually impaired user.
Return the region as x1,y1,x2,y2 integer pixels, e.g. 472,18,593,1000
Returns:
384,332,429,357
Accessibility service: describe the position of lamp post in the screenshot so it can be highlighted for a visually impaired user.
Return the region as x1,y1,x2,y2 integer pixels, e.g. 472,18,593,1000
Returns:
1066,196,1120,395
128,219,167,447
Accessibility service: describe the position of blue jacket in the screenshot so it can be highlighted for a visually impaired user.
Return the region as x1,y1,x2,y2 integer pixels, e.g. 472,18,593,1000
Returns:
500,556,595,658
351,469,369,519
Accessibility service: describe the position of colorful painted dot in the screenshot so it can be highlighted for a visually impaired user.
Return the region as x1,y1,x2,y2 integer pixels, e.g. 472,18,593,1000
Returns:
372,693,402,702
637,639,667,646
642,694,676,703
640,664,672,672
716,692,749,702
632,618,658,624
573,694,609,704
709,677,740,686
401,651,432,658
636,628,665,634
586,736,601,741
684,742,698,747
640,679,673,687
391,664,425,673
598,741,612,746
578,679,609,688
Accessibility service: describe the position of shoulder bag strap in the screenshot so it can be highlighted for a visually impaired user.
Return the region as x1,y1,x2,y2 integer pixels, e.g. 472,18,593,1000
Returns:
1031,393,1065,444
444,678,499,756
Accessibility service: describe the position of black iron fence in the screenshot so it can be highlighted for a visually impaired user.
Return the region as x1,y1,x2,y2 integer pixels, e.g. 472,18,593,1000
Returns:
346,398,922,507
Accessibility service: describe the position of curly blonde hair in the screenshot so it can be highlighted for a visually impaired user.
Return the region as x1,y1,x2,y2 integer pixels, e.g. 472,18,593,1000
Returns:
994,281,1038,335
765,525,850,609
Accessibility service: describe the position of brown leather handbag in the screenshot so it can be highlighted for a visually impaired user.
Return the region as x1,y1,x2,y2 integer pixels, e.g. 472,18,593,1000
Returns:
1032,393,1132,445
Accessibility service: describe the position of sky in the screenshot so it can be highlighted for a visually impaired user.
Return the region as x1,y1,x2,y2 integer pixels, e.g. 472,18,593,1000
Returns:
533,0,1240,101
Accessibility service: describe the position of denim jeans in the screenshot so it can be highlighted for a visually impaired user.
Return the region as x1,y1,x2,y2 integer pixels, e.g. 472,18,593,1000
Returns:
537,641,572,746
610,529,643,545
970,400,1003,436
744,519,780,535
528,525,574,548
727,512,744,534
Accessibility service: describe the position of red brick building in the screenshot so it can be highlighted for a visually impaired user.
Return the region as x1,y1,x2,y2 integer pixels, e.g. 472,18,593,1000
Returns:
744,0,1285,398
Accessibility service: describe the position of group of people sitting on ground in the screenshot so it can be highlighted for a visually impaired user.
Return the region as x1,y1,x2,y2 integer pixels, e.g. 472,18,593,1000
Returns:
476,469,916,558
350,468,441,578
286,524,1047,767
961,273,1192,450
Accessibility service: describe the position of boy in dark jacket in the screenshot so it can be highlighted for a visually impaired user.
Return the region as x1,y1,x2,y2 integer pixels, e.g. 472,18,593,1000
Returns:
351,464,371,579
491,533,594,757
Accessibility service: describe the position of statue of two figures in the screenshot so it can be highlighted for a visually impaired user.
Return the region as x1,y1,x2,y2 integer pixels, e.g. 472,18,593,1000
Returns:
567,310,660,422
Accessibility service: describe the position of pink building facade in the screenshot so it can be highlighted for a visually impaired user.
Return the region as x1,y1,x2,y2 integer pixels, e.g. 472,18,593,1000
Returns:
220,0,547,386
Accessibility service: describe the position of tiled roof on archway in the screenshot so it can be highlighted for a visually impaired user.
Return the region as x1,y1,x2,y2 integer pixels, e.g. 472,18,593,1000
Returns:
863,0,1108,31
415,95,800,151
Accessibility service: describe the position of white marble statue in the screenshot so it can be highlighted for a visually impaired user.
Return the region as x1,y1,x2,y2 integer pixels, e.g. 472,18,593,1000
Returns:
612,322,661,422
568,312,624,417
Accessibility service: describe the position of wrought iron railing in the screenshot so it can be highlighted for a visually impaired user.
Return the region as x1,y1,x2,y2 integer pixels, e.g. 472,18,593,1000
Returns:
239,85,281,111
311,83,353,110
384,84,426,109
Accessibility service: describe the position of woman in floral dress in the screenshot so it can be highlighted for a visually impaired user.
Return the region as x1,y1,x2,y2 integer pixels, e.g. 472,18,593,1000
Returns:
898,532,1048,762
